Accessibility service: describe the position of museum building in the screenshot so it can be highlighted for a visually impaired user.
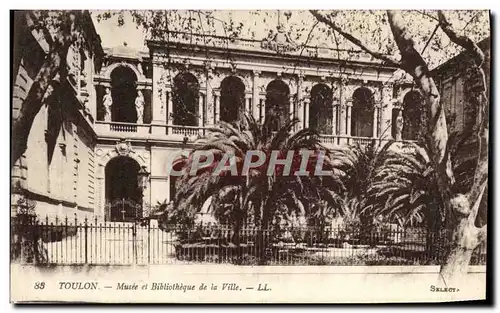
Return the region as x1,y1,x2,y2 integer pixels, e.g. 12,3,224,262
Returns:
13,14,485,222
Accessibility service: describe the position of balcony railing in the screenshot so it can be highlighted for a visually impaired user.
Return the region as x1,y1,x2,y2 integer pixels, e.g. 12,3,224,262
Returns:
95,121,207,140
95,121,150,134
95,121,412,147
170,125,205,137
318,135,416,147
318,135,383,146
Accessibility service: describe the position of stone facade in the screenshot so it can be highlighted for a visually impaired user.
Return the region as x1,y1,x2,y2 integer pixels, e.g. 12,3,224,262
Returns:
17,25,487,222
12,11,103,220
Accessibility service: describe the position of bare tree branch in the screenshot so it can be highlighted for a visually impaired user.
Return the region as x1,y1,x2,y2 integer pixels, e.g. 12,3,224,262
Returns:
437,11,485,66
437,10,489,211
309,10,401,68
386,10,454,195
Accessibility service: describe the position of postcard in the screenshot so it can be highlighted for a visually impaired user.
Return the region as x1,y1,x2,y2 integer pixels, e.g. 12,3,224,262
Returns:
10,9,490,303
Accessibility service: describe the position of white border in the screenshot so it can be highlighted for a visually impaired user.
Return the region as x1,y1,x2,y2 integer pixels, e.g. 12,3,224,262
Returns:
2,2,498,311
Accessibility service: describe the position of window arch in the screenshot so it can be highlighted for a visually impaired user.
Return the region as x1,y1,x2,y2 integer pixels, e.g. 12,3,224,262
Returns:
402,90,423,140
309,84,333,134
220,76,245,123
172,72,200,126
351,87,375,137
110,66,138,123
105,156,142,222
265,79,290,130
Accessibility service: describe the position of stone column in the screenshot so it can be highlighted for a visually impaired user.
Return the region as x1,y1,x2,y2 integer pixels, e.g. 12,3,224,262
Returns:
260,94,266,123
346,102,352,136
152,63,167,135
245,93,252,115
338,80,348,137
96,164,105,219
332,100,338,135
304,97,310,128
166,86,173,125
380,83,394,139
395,109,404,141
289,95,295,121
205,67,214,125
198,91,205,128
372,107,379,138
214,90,221,123
252,70,261,121
297,74,304,130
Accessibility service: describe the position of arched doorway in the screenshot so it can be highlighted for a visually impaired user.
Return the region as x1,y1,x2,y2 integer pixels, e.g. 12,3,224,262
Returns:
220,76,245,123
351,87,375,137
309,84,333,134
402,91,423,140
172,72,200,126
265,79,290,130
105,156,142,222
110,66,138,123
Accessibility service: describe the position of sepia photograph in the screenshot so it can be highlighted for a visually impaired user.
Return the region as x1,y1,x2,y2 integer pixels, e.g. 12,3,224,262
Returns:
9,8,490,303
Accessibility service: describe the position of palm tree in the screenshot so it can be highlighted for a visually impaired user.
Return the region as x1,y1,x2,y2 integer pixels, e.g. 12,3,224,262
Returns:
329,140,395,231
362,133,479,262
365,142,444,228
165,113,345,262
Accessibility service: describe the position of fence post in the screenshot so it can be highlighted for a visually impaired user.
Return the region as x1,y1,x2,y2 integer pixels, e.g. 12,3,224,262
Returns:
84,217,88,264
147,220,151,264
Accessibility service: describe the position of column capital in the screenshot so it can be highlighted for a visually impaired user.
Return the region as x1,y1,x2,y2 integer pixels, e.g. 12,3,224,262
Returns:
382,81,394,88
298,72,305,82
252,70,261,77
339,76,350,86
204,61,214,72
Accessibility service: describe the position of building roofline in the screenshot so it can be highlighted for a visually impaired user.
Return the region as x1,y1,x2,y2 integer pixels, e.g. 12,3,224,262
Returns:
146,33,399,71
431,36,490,74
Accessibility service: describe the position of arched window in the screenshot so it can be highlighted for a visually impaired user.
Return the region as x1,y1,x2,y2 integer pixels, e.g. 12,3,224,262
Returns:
351,87,374,137
173,72,200,126
309,84,333,134
105,156,142,222
265,80,290,130
220,76,245,123
110,66,138,123
402,91,423,140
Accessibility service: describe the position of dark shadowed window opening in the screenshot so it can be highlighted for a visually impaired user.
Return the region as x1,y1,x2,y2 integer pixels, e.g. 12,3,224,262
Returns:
402,91,423,140
105,156,142,222
220,76,245,124
351,87,374,137
265,80,290,131
172,72,200,126
309,84,333,135
110,66,138,123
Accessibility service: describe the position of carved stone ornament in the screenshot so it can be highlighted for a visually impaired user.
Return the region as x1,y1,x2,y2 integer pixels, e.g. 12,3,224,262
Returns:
260,25,298,55
115,139,132,156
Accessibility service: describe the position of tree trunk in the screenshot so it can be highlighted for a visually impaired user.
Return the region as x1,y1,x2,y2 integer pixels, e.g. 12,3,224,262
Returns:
439,217,482,286
311,9,488,287
12,50,64,167
440,246,473,286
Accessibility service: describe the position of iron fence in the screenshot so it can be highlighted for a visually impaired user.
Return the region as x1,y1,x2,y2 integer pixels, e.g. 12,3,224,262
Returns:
10,217,487,266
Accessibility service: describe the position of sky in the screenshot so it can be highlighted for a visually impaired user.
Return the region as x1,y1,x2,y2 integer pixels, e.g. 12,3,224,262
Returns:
90,10,490,69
